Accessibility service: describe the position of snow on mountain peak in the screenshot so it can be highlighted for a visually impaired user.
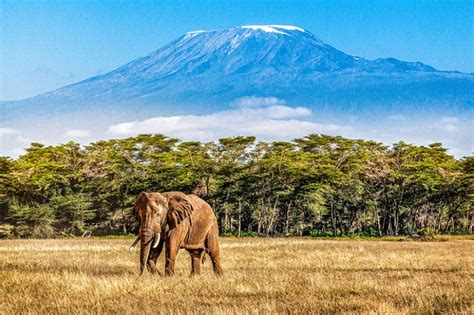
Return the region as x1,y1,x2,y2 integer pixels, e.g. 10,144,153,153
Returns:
187,30,205,35
269,25,305,32
184,30,206,39
241,25,289,35
181,25,307,40
241,25,305,35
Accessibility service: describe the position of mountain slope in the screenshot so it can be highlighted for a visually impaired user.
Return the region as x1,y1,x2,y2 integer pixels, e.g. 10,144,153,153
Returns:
2,25,472,119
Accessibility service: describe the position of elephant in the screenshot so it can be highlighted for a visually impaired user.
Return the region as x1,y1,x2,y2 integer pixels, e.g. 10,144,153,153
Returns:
130,191,223,277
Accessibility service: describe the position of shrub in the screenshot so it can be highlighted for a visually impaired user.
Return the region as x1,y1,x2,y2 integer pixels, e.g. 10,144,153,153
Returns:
221,231,260,237
7,204,56,238
309,230,333,237
0,224,14,238
416,227,436,237
239,231,259,237
221,232,235,237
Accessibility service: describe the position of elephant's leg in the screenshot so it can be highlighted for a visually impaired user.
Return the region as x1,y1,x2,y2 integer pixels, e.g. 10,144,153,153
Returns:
165,238,179,276
189,249,203,276
147,240,164,275
206,226,223,276
147,260,159,275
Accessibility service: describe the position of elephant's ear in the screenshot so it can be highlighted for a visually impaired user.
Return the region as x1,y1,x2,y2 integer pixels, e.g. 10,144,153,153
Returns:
167,195,194,228
134,192,149,221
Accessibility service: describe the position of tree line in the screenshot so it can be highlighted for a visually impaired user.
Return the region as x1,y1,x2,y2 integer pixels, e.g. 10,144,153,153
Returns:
0,134,472,238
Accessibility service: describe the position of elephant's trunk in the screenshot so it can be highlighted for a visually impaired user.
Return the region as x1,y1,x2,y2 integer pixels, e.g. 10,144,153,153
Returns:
139,227,153,275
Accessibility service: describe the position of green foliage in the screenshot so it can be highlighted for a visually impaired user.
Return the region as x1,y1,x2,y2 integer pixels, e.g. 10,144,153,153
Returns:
51,194,94,235
7,204,56,237
238,231,260,237
0,133,472,238
0,224,14,238
221,230,261,237
310,230,334,237
416,227,436,237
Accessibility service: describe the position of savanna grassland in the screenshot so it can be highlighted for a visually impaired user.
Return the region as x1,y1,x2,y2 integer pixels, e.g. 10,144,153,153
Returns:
1,237,473,314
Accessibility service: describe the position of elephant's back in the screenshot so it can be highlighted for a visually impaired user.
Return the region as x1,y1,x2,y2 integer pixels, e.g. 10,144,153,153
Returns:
187,194,215,218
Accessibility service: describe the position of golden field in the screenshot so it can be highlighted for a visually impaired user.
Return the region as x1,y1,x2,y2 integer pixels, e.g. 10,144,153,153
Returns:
0,237,473,314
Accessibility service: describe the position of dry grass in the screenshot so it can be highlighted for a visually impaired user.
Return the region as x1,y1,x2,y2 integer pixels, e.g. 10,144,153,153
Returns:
1,238,473,314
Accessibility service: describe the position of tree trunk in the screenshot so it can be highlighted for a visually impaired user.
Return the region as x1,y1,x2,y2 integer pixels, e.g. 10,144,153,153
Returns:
376,210,382,237
381,179,393,235
237,200,242,237
121,197,127,234
467,212,473,234
284,201,292,237
330,199,337,237
394,183,404,236
224,205,229,234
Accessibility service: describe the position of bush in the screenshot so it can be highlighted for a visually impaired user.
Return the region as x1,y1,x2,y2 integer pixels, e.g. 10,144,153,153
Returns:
221,231,260,237
309,230,334,237
447,228,468,235
239,231,259,237
221,232,235,237
359,228,379,237
7,204,56,238
0,224,14,238
416,227,436,237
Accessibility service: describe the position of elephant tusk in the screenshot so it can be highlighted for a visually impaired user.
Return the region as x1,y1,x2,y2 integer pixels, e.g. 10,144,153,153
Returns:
152,233,160,249
129,235,140,251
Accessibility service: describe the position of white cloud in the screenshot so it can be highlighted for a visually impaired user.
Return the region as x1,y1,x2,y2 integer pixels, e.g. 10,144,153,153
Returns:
443,124,458,132
65,129,91,137
0,128,18,136
0,128,31,156
232,96,285,108
362,115,473,157
107,102,347,141
238,105,311,119
439,116,461,133
2,98,471,159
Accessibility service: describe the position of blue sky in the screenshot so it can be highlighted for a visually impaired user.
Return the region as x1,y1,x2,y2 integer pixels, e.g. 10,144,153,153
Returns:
1,0,473,100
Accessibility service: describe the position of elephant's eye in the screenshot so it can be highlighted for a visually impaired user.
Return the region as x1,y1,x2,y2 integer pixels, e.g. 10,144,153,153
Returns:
149,202,163,215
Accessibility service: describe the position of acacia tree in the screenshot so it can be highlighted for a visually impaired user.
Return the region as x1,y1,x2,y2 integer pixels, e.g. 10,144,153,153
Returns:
2,142,87,237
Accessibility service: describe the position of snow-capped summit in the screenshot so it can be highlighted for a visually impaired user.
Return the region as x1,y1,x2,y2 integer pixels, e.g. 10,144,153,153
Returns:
241,25,306,35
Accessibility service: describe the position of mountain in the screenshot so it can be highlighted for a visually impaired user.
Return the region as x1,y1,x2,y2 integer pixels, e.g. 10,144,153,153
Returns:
2,25,473,120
